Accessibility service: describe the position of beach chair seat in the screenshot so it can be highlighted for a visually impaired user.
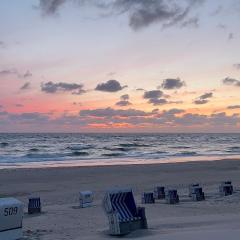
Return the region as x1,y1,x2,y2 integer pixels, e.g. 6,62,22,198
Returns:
141,192,155,204
79,191,93,208
103,188,148,235
28,197,41,214
166,189,179,204
154,186,165,199
0,198,24,240
219,181,233,196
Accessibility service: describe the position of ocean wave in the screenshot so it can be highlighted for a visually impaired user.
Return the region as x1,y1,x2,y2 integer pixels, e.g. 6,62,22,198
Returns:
174,151,198,156
66,144,93,151
226,146,240,153
0,142,9,147
104,147,133,152
70,151,89,156
29,148,39,152
170,146,191,149
119,143,150,148
102,153,125,157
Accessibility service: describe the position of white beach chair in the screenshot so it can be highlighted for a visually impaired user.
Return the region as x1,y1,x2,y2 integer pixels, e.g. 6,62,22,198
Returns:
79,191,93,208
0,198,24,240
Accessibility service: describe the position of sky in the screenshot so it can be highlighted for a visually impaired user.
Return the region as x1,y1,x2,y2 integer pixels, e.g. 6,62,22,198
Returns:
0,0,240,133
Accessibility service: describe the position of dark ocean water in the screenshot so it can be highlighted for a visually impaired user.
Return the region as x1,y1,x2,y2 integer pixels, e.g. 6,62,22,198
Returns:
0,133,240,168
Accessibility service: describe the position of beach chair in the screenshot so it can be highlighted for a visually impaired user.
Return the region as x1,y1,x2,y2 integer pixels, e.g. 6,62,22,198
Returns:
0,197,24,240
191,186,205,201
141,192,155,204
188,183,199,197
154,186,165,199
103,188,148,235
219,181,233,196
166,189,179,204
79,191,93,208
28,197,41,214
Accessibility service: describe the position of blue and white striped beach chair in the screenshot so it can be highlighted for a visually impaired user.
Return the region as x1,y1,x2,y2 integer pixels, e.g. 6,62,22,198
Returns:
103,188,148,235
28,197,41,214
141,192,155,204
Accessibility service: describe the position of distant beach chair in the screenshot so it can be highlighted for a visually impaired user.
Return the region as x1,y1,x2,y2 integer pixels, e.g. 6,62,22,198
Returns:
188,183,200,197
103,188,148,235
154,186,165,199
141,192,155,204
191,186,205,201
166,189,179,204
79,191,93,208
219,181,233,196
28,197,41,214
0,197,24,240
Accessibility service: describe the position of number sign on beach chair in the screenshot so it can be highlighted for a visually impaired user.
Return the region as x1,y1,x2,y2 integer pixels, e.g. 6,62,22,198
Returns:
79,191,93,208
141,192,155,204
166,189,179,204
0,198,24,240
103,188,148,235
28,197,41,214
219,181,233,196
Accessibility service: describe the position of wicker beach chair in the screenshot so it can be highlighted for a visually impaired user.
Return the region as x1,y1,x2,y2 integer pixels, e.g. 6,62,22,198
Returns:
0,197,24,240
79,191,93,208
103,188,148,235
141,192,155,204
219,181,233,196
28,197,41,214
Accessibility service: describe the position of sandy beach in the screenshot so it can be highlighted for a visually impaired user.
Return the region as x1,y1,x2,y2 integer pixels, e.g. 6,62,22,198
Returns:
1,159,240,239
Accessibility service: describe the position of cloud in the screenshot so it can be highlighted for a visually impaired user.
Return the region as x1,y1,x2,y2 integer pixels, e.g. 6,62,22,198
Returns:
233,64,240,70
143,90,169,105
193,99,208,105
181,17,199,27
143,90,164,99
193,92,213,105
111,0,204,31
9,112,49,123
38,0,204,31
38,0,68,15
115,94,132,106
23,70,32,78
0,69,18,76
80,107,148,118
115,100,132,106
228,33,234,40
160,78,186,90
41,81,85,94
223,77,240,87
15,104,24,108
20,82,31,90
149,98,168,105
198,92,213,99
0,41,5,48
227,105,240,109
95,80,127,92
120,94,129,100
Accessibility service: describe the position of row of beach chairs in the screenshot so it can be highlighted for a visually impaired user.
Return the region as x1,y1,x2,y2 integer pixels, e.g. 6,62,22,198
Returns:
0,181,234,239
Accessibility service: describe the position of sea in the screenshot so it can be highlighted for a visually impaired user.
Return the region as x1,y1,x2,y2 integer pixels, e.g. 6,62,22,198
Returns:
0,133,240,169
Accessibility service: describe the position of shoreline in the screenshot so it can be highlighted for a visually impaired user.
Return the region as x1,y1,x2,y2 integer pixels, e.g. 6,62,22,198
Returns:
0,154,240,170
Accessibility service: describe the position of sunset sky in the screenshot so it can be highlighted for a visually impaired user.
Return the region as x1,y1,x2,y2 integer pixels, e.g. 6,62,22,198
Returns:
0,0,240,132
